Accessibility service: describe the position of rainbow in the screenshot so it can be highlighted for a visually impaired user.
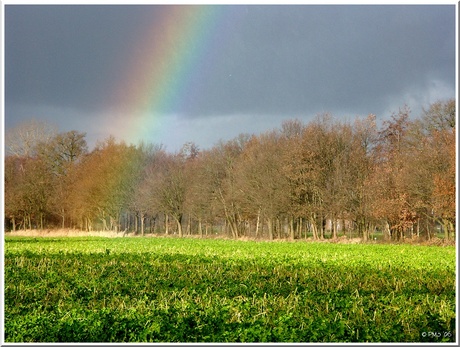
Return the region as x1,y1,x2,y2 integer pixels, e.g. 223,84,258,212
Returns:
109,5,233,148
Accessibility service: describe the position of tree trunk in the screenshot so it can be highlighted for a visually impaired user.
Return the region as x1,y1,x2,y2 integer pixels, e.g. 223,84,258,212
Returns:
441,218,453,240
255,209,261,238
299,218,304,239
175,215,183,237
267,218,274,240
384,221,391,240
61,208,65,229
310,215,318,240
113,215,119,232
443,218,449,240
362,225,368,241
26,214,31,230
187,215,191,235
230,220,239,239
165,214,169,235
296,218,300,239
102,218,107,231
85,217,92,232
426,217,431,240
150,217,155,233
198,218,203,237
140,212,145,236
223,215,238,239
278,218,282,239
319,216,324,240
332,218,338,239
290,217,295,240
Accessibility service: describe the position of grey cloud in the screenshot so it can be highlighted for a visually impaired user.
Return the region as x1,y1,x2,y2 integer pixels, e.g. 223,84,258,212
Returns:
185,5,455,118
6,5,158,111
5,4,455,151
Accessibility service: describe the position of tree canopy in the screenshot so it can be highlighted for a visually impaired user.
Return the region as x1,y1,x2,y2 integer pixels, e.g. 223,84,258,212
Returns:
4,99,456,241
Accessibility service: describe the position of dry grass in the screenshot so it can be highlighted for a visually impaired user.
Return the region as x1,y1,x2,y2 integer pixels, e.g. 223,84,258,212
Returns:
416,236,456,247
4,229,454,246
4,229,130,238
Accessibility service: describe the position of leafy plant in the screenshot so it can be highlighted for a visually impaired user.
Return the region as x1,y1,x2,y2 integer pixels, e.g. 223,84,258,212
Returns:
4,236,456,342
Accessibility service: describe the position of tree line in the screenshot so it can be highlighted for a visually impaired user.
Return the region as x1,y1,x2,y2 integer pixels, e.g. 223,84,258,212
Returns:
4,99,455,241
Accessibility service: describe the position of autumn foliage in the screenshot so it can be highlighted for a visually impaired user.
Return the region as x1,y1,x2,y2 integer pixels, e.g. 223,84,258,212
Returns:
4,99,456,241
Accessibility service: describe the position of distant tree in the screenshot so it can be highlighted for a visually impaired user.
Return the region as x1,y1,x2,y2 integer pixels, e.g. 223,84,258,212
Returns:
34,131,88,228
415,99,455,239
235,131,290,240
283,114,377,240
180,141,200,161
183,147,220,237
4,156,26,230
347,115,377,240
5,100,454,241
369,106,417,240
127,142,165,235
399,118,438,239
4,156,53,230
36,130,88,175
366,100,456,241
421,98,455,131
208,135,250,238
148,152,187,237
283,117,326,240
281,119,303,139
67,137,139,231
4,120,61,230
5,119,57,157
430,128,455,239
178,141,202,235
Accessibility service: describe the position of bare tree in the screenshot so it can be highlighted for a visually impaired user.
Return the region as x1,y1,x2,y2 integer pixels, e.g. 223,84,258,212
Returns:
235,131,290,240
421,98,455,132
6,119,57,157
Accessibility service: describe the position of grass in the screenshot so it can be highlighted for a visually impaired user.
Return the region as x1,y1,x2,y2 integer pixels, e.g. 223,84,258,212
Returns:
4,236,457,342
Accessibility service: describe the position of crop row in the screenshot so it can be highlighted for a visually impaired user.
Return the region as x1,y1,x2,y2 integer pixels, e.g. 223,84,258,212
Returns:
4,237,456,342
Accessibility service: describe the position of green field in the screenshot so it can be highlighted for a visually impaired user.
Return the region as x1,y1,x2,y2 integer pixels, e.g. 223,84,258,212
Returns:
4,236,457,343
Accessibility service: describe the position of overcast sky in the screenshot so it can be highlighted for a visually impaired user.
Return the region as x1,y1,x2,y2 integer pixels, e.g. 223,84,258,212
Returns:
4,2,456,152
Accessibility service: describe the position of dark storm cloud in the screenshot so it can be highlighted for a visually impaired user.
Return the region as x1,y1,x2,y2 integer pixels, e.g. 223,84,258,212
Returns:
190,5,455,117
4,4,456,150
5,5,160,111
